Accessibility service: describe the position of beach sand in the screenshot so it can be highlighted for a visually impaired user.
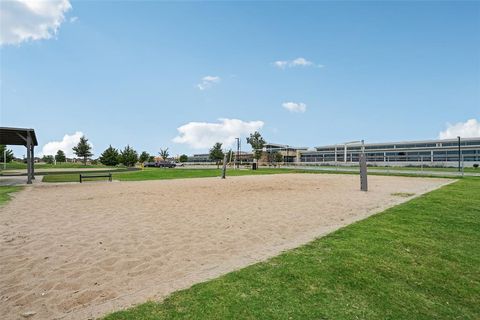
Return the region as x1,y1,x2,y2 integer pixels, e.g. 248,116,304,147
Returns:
0,174,451,319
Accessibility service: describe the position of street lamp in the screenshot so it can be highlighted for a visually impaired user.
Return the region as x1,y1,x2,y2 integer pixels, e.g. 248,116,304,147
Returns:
458,136,461,172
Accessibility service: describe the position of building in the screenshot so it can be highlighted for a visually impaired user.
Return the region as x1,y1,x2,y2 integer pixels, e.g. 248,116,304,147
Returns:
299,137,480,167
263,143,308,163
187,153,211,163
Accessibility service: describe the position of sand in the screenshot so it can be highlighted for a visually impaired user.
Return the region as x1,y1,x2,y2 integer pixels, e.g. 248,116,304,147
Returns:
0,174,451,319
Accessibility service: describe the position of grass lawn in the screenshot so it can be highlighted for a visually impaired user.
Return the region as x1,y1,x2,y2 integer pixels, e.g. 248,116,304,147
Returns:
294,164,479,174
104,178,480,320
0,161,111,172
41,168,306,182
0,186,22,205
42,167,461,183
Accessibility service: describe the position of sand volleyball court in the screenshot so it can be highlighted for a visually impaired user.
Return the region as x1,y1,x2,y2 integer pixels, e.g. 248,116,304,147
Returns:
0,174,451,319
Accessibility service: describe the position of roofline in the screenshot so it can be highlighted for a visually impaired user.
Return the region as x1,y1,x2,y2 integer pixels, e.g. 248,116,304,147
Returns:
264,142,309,150
315,137,480,149
0,127,38,146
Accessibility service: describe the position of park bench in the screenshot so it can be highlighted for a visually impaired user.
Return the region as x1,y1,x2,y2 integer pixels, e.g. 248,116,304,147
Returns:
79,173,112,183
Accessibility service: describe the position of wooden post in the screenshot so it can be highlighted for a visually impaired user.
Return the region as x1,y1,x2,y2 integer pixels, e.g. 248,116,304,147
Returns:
360,140,368,191
221,154,227,179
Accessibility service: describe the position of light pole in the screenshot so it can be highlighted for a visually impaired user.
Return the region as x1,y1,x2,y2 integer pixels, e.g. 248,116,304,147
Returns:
458,136,461,172
286,145,289,166
235,137,240,169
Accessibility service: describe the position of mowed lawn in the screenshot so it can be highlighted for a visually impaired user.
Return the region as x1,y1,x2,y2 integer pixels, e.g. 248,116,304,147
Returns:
0,186,22,205
41,167,461,183
41,168,306,182
103,178,480,320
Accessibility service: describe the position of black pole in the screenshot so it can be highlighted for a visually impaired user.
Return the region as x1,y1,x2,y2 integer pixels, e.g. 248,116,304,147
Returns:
458,136,461,172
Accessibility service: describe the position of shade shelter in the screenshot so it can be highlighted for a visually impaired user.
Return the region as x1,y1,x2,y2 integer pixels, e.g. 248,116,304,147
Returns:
0,127,38,184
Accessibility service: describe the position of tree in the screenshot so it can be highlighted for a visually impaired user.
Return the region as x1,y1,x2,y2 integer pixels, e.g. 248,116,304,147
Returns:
274,151,283,164
159,148,169,160
119,145,138,167
179,154,188,163
148,155,155,162
73,136,93,165
246,131,266,161
42,155,54,164
55,150,66,163
139,151,150,163
209,142,224,168
225,149,233,164
99,145,120,166
0,145,14,163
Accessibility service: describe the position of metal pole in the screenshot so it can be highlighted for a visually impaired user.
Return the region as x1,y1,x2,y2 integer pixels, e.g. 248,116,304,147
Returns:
26,135,32,184
31,145,35,180
458,136,461,172
286,145,289,166
235,137,240,169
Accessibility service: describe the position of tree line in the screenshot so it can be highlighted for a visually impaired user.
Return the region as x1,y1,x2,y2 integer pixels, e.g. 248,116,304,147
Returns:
1,130,272,166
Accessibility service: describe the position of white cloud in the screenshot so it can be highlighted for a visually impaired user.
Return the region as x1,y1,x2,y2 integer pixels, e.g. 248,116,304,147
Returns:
282,102,307,113
273,60,289,69
197,75,221,90
173,118,264,149
41,131,86,158
273,57,322,69
0,0,72,45
291,57,313,67
439,118,480,139
69,16,78,23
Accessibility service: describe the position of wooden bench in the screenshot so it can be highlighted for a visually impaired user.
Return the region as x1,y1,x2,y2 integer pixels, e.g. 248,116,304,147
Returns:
79,173,112,183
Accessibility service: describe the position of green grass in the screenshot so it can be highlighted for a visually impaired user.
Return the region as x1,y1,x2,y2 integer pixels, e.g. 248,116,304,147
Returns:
0,161,111,172
42,168,303,183
369,165,479,173
295,164,479,174
0,186,22,205
42,167,462,183
104,178,480,320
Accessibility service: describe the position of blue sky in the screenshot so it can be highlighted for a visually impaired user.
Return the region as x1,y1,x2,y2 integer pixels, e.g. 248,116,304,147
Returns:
1,1,479,158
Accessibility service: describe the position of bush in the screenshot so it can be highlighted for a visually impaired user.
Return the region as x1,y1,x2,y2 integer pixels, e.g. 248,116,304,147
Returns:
119,145,138,167
474,164,479,169
42,155,54,164
99,145,120,166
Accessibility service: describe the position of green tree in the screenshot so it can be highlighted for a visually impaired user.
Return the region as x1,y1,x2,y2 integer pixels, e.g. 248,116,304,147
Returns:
42,155,54,164
99,145,120,166
148,155,155,162
179,154,188,163
159,148,169,160
225,149,234,164
72,136,93,165
55,150,66,163
274,151,283,164
209,142,224,168
0,145,14,163
119,145,138,167
139,151,150,163
246,131,266,161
